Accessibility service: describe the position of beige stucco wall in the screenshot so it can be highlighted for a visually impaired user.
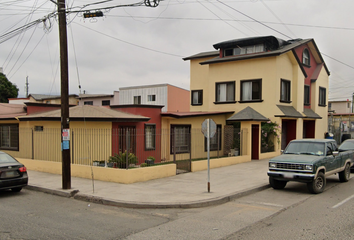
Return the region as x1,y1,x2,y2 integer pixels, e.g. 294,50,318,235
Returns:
17,158,176,184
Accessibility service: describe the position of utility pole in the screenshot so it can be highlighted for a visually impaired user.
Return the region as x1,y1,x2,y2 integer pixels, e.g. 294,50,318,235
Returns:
58,0,71,189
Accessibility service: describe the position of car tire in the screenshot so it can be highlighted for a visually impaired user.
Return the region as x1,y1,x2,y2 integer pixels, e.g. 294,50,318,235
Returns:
339,163,351,182
307,172,326,194
269,177,287,189
11,187,22,192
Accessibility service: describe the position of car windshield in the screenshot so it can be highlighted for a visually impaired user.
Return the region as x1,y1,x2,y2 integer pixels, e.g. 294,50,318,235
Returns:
0,153,18,163
339,141,354,151
284,142,325,156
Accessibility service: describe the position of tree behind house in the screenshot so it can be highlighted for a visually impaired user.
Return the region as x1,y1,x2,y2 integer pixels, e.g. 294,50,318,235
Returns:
0,72,19,103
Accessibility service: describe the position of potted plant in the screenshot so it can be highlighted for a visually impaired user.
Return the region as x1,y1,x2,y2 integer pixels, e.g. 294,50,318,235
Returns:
108,151,138,169
145,156,155,166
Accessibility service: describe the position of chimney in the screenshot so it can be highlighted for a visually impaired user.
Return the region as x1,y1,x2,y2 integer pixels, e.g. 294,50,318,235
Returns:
0,67,3,73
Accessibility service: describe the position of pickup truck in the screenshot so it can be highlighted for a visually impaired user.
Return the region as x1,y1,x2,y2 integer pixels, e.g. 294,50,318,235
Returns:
267,139,353,194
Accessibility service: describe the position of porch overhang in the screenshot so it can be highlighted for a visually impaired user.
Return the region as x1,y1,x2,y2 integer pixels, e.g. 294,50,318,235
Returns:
227,106,269,122
303,108,322,119
275,105,304,118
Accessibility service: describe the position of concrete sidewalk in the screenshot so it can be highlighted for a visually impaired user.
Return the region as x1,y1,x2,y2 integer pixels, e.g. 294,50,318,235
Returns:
25,159,271,208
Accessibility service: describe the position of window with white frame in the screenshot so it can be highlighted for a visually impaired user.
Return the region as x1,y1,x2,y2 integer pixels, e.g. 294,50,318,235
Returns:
240,79,262,101
147,95,156,102
224,44,264,57
0,124,19,150
215,81,235,103
319,87,326,106
134,96,141,105
145,124,156,150
303,49,310,66
191,90,203,105
280,79,291,102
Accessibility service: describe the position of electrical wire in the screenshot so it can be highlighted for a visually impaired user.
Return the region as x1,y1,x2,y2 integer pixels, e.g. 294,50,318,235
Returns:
74,22,184,58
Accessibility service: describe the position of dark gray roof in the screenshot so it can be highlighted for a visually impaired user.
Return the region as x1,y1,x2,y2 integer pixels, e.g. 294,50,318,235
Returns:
227,106,269,122
275,105,303,118
183,51,219,61
200,38,312,65
213,36,289,50
303,108,322,119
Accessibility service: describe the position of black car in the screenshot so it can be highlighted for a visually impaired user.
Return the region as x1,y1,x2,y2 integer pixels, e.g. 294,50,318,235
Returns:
0,151,28,192
338,139,354,172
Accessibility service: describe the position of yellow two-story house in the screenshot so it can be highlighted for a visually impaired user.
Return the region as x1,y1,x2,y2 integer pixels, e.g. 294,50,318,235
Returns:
183,36,329,160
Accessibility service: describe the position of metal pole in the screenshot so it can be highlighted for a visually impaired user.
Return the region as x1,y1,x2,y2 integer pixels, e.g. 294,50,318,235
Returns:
207,119,210,193
58,0,71,189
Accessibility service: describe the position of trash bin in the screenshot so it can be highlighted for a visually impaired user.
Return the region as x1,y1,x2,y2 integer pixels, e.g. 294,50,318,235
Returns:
341,134,351,143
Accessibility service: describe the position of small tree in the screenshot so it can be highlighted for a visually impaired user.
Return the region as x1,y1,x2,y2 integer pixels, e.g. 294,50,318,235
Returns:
261,121,281,153
0,73,19,103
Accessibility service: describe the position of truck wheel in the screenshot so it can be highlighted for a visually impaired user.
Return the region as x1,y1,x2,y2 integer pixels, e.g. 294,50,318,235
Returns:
307,172,326,194
269,177,287,189
339,163,351,182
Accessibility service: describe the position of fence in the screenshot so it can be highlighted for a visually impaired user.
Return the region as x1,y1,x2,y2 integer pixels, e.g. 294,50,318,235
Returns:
328,114,354,144
3,126,247,169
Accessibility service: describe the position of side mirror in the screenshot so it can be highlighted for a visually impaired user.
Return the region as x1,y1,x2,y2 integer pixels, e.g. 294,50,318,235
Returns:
333,151,339,157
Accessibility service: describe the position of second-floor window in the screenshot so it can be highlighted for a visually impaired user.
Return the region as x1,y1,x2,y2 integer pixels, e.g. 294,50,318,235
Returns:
319,87,326,106
191,90,203,105
102,100,110,106
148,95,156,102
240,79,262,102
84,101,93,105
215,81,235,103
134,96,141,105
302,48,310,66
280,79,291,103
304,85,310,105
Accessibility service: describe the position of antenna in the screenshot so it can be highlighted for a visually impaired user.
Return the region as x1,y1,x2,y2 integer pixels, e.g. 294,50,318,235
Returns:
25,76,29,97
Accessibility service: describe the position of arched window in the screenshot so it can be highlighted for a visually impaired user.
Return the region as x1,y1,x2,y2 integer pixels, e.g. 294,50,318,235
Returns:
302,49,310,65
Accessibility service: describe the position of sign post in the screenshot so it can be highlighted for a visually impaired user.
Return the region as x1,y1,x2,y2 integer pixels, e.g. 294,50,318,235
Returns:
201,119,216,193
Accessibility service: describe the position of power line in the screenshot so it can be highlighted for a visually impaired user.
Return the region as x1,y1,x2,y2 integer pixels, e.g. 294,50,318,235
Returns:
74,22,184,58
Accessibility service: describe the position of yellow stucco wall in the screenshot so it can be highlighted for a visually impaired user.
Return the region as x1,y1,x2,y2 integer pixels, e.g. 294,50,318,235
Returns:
191,155,250,172
188,50,329,151
3,121,113,165
17,158,176,184
161,114,234,161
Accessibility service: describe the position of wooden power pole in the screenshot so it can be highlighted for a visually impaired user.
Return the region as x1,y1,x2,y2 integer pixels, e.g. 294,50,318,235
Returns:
58,0,71,189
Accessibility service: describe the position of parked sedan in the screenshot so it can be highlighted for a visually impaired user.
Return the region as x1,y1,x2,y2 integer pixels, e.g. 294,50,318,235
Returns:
0,151,28,192
338,139,354,172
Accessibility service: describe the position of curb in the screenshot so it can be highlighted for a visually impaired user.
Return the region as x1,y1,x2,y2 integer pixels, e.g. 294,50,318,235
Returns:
26,183,270,209
25,185,79,198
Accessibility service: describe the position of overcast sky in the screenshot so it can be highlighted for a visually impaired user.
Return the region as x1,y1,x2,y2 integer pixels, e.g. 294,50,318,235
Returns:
1,0,354,101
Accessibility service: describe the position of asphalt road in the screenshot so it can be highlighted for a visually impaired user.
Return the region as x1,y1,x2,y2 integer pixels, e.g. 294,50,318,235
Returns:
0,189,173,240
1,175,354,240
224,175,354,240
